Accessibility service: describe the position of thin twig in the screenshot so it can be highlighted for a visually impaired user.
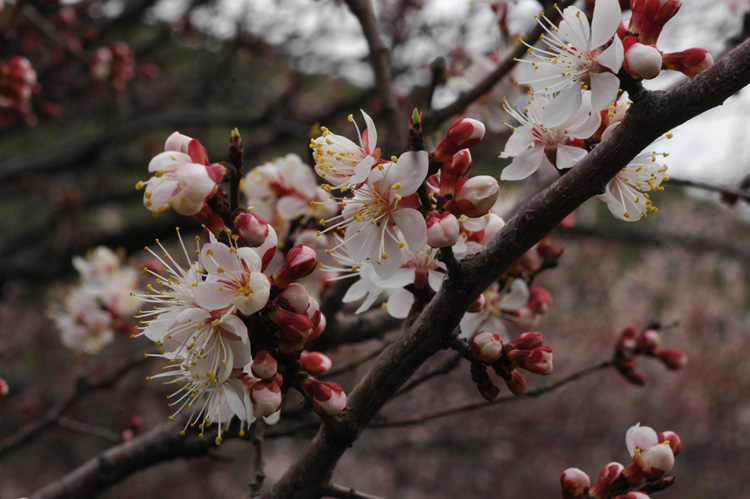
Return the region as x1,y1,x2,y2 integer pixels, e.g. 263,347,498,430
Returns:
323,483,389,499
54,418,121,443
667,176,750,202
0,356,146,457
371,361,615,428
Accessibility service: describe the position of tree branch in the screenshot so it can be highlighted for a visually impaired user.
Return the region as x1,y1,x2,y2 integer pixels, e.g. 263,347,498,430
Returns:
265,39,750,499
323,483,389,499
343,0,404,152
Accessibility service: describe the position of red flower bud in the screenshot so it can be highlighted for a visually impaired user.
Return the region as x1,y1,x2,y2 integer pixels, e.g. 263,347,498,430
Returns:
432,117,485,162
235,212,270,248
447,175,499,218
273,245,317,289
276,283,310,314
589,461,624,498
251,350,278,380
662,48,713,77
658,430,682,456
508,346,553,375
504,369,527,395
628,0,682,45
300,377,347,415
268,307,314,343
250,379,283,417
636,329,661,354
507,331,544,350
300,351,333,376
426,211,460,248
472,331,504,363
561,468,590,499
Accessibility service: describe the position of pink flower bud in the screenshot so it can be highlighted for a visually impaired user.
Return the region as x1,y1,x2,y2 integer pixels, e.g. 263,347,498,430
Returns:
251,379,283,417
561,468,590,499
433,117,486,162
301,378,347,415
662,48,713,77
624,39,663,80
656,349,687,370
658,430,682,456
467,293,485,313
234,212,270,248
628,0,682,45
164,131,193,154
277,283,310,314
300,351,333,376
636,329,661,353
251,350,278,380
472,331,504,363
439,149,473,196
0,378,8,398
426,212,460,248
614,492,650,499
273,245,317,289
635,442,674,477
617,326,638,354
504,369,527,395
527,288,552,314
508,346,553,375
507,331,544,350
268,307,314,343
448,175,499,218
589,462,624,498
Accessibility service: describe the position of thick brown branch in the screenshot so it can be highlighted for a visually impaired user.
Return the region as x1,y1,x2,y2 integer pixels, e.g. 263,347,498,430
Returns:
266,40,750,499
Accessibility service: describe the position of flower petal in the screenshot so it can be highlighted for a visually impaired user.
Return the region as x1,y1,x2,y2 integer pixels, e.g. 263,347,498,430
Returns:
543,85,583,128
500,146,545,181
556,144,588,170
387,288,414,319
590,0,621,49
590,71,621,112
596,34,624,73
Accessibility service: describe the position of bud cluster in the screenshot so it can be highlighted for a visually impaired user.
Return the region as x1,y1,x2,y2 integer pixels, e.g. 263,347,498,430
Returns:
424,117,499,248
561,423,681,499
469,331,553,399
614,325,687,385
89,42,140,96
0,56,38,126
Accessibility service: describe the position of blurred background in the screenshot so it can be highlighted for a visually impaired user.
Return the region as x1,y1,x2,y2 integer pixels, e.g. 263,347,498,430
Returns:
1,0,749,497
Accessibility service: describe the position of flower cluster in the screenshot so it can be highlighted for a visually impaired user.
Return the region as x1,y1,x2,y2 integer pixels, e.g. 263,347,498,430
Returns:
0,56,38,126
89,42,138,96
470,331,553,399
51,247,141,353
135,131,346,442
614,325,687,385
561,423,681,499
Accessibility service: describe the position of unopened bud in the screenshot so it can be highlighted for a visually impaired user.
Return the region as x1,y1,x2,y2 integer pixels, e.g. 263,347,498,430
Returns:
187,138,210,165
268,307,314,343
636,329,661,354
527,288,552,314
589,461,624,498
300,351,333,376
277,283,310,314
300,377,347,415
614,492,650,499
656,349,687,370
251,350,278,380
433,117,485,162
624,40,663,80
635,442,674,477
250,379,283,417
508,346,553,375
507,331,544,350
658,430,682,456
235,212,270,248
617,326,638,354
628,0,682,45
477,377,501,401
504,369,527,395
472,331,504,363
426,211,460,248
448,175,499,218
561,468,590,499
467,293,486,313
273,245,317,288
0,378,8,398
662,48,713,77
439,149,473,196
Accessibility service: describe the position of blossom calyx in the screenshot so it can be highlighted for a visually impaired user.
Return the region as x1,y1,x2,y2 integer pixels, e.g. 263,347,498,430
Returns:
426,212,460,248
432,117,485,162
272,245,317,289
300,351,332,376
300,377,347,415
662,48,713,77
628,0,682,45
234,211,270,248
472,331,504,363
447,175,499,218
561,468,591,499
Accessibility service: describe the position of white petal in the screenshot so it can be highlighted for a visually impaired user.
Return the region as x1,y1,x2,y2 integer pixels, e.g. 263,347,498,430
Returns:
387,288,414,319
556,144,588,170
224,379,252,422
596,35,624,73
501,146,545,181
351,155,376,186
500,279,529,311
193,281,235,311
343,279,368,303
362,110,378,153
427,269,444,291
221,314,249,343
371,228,403,280
626,423,659,456
559,7,590,51
201,242,237,275
590,72,621,112
175,307,212,324
543,86,582,128
500,126,535,158
148,151,190,172
590,0,621,49
392,209,427,251
392,151,429,195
